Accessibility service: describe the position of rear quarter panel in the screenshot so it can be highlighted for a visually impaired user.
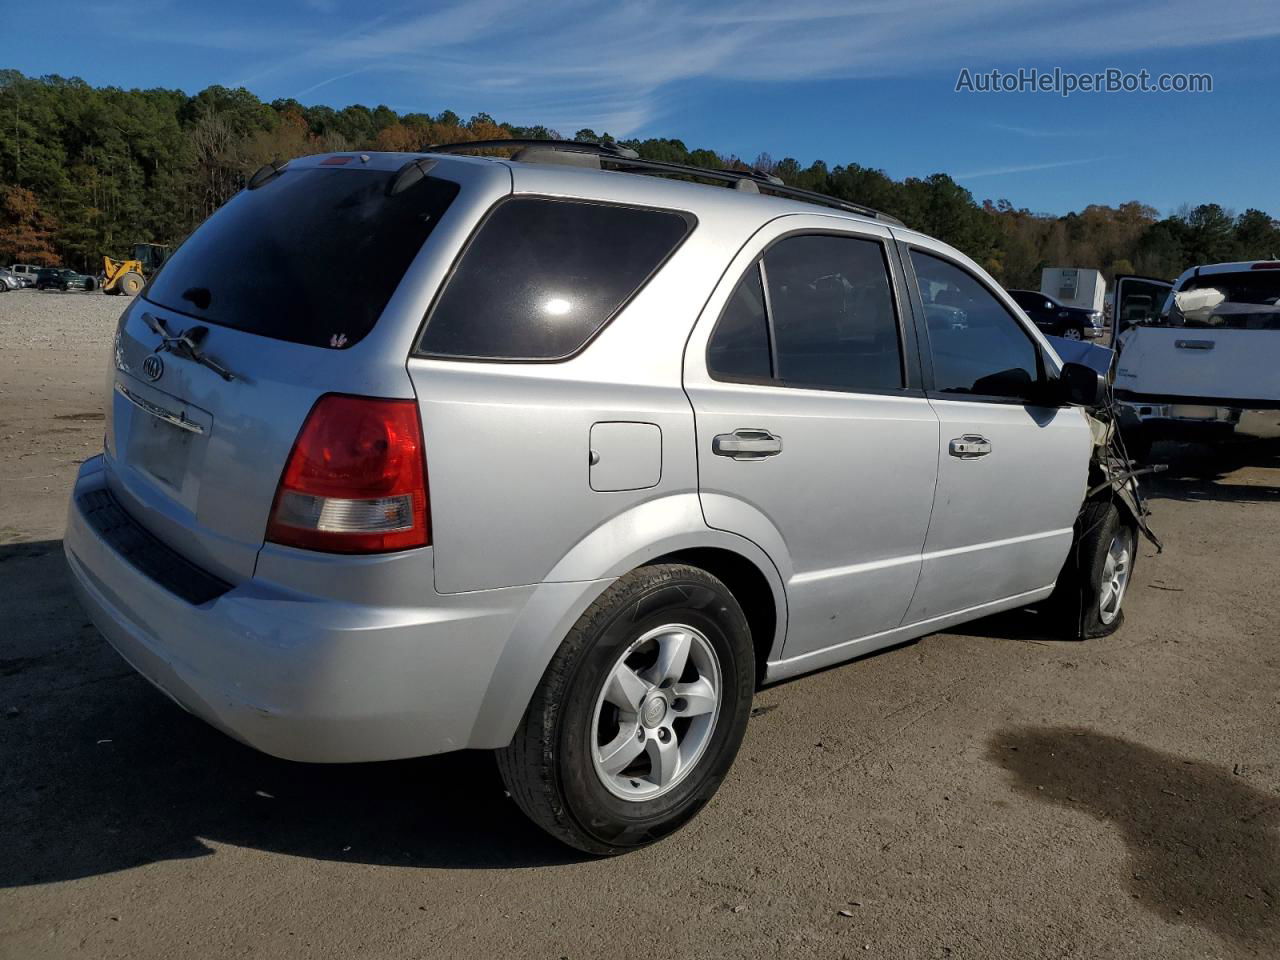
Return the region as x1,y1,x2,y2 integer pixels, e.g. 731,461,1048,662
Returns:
408,167,783,594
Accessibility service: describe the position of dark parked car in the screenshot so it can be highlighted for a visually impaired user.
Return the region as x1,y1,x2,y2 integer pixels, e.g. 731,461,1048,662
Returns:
36,267,96,292
1007,289,1103,340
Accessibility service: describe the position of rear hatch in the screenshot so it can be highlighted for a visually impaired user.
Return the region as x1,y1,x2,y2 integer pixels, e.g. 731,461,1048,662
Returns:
103,155,493,583
1115,268,1280,405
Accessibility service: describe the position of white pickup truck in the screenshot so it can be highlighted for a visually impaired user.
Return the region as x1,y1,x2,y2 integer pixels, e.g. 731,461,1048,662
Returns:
1113,262,1280,459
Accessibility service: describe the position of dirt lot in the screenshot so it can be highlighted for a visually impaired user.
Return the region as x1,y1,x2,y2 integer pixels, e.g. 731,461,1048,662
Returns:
1,290,1278,960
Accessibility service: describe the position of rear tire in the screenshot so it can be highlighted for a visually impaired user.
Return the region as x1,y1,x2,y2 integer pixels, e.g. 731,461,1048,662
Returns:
496,563,755,855
1047,500,1137,639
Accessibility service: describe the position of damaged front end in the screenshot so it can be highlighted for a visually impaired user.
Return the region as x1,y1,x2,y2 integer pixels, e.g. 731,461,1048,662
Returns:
1048,334,1163,552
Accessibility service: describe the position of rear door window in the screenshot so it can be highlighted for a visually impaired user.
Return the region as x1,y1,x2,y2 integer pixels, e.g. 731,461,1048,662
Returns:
707,265,772,381
765,235,903,391
144,168,460,349
707,233,904,392
417,198,693,361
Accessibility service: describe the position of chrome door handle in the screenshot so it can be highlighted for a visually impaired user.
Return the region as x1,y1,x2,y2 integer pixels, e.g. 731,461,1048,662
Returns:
949,435,991,459
713,429,783,460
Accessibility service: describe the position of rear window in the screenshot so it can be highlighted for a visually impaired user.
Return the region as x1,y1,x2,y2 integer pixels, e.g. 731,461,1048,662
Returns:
1164,270,1280,330
144,167,460,348
417,197,693,361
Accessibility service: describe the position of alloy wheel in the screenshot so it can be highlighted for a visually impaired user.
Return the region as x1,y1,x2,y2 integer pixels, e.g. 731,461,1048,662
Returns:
1098,528,1133,625
591,623,722,801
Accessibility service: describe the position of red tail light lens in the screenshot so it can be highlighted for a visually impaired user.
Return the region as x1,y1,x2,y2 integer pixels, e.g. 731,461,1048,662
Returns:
266,394,429,553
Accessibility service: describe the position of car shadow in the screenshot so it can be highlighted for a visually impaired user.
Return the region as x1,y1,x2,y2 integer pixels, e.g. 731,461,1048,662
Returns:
0,540,584,889
989,726,1280,953
1141,439,1280,505
941,606,1069,644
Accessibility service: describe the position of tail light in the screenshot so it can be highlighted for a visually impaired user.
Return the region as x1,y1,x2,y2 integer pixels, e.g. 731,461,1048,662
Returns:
266,394,429,553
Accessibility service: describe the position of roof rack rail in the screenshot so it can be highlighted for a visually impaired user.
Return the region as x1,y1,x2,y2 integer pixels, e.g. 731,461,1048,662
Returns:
717,166,784,187
612,155,903,226
425,139,903,226
425,138,640,160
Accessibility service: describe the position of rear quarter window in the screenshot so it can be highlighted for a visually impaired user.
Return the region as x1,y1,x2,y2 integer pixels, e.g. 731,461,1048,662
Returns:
144,167,460,349
416,197,694,361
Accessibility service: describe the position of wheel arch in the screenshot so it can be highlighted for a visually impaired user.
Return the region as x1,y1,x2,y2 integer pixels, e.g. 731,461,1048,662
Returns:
647,545,781,685
467,497,789,749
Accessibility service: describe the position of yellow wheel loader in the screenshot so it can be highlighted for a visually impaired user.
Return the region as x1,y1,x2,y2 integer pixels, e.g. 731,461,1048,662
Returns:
102,243,168,296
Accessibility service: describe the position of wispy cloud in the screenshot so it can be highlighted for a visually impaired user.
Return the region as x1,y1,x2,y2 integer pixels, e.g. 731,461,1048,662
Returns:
96,0,1280,136
293,68,372,100
955,156,1116,180
988,123,1081,139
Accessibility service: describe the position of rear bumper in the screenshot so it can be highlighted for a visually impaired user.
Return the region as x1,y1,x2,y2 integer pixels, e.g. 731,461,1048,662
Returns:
1118,399,1280,441
64,456,542,762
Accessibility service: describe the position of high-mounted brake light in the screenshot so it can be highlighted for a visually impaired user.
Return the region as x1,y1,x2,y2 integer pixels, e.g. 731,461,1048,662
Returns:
1250,262,1280,270
266,394,429,553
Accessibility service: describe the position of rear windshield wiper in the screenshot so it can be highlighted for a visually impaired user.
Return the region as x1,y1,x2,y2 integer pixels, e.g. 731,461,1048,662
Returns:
142,312,238,382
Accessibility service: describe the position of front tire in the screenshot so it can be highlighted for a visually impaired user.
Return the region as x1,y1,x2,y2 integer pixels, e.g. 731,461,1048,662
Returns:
497,563,755,855
1047,500,1137,639
1062,326,1083,340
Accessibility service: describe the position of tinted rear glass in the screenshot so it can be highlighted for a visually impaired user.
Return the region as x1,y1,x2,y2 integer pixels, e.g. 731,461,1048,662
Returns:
707,265,772,381
765,234,903,392
418,197,693,360
144,168,459,348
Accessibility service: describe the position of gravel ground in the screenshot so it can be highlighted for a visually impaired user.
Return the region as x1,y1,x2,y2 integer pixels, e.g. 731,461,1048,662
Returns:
1,289,1279,960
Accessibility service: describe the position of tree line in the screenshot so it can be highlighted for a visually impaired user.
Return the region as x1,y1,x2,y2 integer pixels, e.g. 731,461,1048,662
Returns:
2,69,1277,288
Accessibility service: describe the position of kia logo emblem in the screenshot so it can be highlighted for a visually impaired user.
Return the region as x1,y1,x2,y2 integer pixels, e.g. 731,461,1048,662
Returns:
142,354,164,382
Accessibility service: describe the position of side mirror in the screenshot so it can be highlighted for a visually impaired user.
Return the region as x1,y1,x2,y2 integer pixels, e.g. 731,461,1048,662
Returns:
1060,361,1105,406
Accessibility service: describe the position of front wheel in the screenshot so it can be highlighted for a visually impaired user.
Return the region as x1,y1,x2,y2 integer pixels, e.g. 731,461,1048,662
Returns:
1062,326,1083,340
1047,500,1138,639
496,563,755,855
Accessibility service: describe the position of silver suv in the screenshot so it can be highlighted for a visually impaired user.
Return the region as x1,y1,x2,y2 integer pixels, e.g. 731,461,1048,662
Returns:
64,141,1144,854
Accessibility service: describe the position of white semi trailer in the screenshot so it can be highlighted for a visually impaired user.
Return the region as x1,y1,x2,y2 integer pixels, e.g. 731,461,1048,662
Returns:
1041,267,1106,314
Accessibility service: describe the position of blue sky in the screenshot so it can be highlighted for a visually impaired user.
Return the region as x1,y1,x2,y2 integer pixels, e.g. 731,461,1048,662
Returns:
14,0,1280,216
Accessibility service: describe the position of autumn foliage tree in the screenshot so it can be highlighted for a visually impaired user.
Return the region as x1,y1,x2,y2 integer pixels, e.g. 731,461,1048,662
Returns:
0,185,58,264
1,68,1276,281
